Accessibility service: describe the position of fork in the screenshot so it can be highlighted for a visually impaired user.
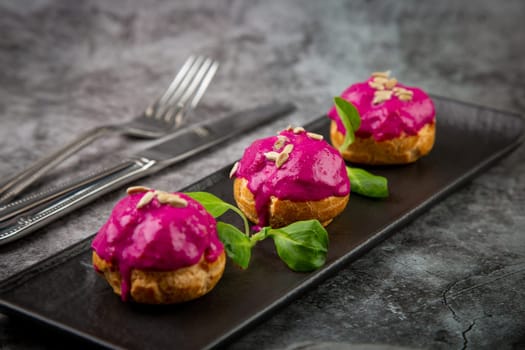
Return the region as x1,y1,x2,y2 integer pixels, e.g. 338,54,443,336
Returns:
0,55,219,204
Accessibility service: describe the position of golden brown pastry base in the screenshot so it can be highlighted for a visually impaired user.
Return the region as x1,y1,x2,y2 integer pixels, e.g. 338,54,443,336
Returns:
93,250,225,304
233,178,349,228
330,121,436,165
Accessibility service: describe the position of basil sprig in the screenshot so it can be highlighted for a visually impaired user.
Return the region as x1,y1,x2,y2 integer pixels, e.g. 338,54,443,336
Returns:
186,192,328,272
259,220,328,272
333,96,389,198
216,221,253,269
346,166,388,198
334,96,361,152
185,191,250,236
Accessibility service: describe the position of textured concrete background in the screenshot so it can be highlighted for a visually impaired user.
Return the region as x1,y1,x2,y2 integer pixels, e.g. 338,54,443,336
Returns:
0,0,524,349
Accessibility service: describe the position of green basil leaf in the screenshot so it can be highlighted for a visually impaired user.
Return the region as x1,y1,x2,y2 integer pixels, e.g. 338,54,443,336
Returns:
186,191,250,236
346,166,389,198
334,97,361,151
185,192,230,217
268,220,328,272
216,221,252,269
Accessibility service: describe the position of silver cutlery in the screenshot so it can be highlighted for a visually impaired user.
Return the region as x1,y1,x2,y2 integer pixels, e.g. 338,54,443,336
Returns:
0,55,219,204
0,102,296,245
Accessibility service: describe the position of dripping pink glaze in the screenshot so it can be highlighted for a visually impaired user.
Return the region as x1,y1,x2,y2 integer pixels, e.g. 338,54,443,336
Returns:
235,130,350,227
91,192,223,302
327,77,436,141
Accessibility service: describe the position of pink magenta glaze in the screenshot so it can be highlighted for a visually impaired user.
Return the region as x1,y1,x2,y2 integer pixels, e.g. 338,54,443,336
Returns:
91,191,223,301
327,77,436,141
234,130,350,227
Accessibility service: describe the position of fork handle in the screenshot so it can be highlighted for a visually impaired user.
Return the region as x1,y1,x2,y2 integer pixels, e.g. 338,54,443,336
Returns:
0,126,112,204
0,156,157,245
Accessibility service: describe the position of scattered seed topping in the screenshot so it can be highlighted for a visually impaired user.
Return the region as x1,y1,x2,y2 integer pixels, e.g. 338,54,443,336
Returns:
275,152,289,168
229,161,239,178
273,135,289,150
372,76,389,85
155,191,171,203
171,196,188,208
136,191,155,209
293,126,305,134
373,90,393,104
156,191,188,208
384,78,398,89
392,86,414,101
369,75,398,91
127,186,151,195
368,71,414,103
282,144,294,155
279,125,294,133
371,70,391,79
136,190,189,209
156,192,188,208
306,132,324,140
368,80,385,90
393,86,413,96
264,151,280,161
264,138,294,168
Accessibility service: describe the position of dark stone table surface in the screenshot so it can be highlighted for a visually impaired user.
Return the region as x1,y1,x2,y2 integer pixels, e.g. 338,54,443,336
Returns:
1,1,524,349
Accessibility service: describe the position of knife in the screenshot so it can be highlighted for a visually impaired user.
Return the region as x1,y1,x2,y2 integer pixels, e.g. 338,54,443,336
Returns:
0,102,295,245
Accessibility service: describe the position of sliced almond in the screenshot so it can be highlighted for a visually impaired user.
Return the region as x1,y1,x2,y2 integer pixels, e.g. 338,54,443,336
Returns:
127,186,151,195
136,191,155,209
229,161,239,178
276,152,289,168
398,93,413,101
306,132,323,140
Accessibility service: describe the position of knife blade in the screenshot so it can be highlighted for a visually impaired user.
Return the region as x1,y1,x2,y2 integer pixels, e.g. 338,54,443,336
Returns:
0,102,295,245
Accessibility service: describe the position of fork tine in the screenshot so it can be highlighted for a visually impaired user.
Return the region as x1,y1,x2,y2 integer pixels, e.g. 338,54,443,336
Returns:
171,59,219,126
145,56,196,118
157,55,197,107
175,57,213,107
154,56,205,122
155,56,206,117
188,60,219,109
160,57,218,124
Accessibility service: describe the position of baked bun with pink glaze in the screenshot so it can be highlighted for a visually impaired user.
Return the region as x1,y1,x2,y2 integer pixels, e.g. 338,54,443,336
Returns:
328,71,436,164
92,187,225,304
230,127,350,228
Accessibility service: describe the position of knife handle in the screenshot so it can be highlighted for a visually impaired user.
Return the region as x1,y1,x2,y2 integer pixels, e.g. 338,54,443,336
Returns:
0,157,156,246
0,161,136,223
0,126,112,205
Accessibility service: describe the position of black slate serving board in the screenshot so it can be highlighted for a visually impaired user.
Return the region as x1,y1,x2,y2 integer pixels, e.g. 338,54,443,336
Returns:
0,97,523,350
